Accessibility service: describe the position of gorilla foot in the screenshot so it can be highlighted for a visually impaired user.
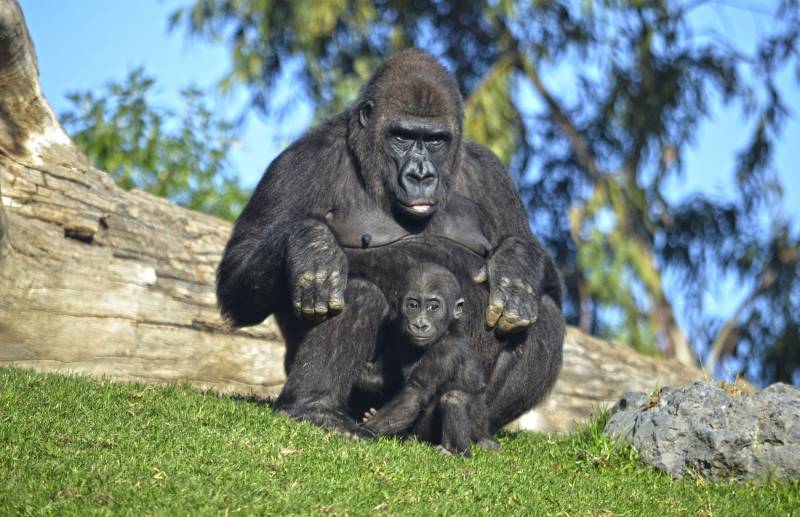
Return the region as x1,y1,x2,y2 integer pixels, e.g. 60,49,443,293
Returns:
435,445,453,457
476,437,501,451
435,444,472,458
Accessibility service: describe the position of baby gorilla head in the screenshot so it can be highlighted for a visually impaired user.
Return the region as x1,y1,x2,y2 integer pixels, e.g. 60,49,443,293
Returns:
399,263,465,348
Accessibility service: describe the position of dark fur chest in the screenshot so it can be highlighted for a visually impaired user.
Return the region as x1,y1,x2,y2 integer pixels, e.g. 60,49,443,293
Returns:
325,193,490,261
324,195,490,303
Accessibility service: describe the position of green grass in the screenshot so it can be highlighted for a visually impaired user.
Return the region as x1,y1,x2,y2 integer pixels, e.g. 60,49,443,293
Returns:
0,368,797,516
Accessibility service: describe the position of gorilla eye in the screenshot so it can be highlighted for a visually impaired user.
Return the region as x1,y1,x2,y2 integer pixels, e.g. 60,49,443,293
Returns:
425,138,445,150
393,135,413,146
426,302,440,312
406,300,419,310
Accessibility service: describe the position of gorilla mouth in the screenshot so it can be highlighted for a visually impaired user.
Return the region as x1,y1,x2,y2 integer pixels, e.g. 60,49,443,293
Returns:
400,202,437,218
406,332,436,345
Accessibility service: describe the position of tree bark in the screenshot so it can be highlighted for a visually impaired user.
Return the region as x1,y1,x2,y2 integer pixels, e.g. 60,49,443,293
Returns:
0,0,706,433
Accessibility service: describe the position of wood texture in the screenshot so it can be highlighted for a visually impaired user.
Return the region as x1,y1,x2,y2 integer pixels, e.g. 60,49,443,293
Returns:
0,0,704,433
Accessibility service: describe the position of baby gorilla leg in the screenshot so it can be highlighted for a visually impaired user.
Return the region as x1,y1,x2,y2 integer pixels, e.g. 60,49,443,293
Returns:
437,390,474,457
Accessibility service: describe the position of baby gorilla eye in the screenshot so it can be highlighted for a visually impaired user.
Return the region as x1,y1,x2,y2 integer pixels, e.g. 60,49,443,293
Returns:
426,302,440,312
406,300,419,310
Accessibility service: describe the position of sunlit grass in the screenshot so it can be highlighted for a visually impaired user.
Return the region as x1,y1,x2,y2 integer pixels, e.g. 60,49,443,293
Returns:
1,367,796,515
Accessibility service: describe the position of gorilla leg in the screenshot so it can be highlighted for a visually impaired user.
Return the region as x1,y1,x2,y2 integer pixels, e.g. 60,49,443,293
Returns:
485,295,564,432
469,394,500,450
274,278,388,436
437,390,473,456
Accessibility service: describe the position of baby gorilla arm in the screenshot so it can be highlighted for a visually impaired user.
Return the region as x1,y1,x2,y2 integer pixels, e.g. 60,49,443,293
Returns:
361,338,460,436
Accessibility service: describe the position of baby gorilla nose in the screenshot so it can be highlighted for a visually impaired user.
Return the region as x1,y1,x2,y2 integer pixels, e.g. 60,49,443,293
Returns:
410,320,431,333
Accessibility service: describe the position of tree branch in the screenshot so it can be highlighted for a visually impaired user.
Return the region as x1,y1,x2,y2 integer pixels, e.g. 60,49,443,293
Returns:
515,52,604,182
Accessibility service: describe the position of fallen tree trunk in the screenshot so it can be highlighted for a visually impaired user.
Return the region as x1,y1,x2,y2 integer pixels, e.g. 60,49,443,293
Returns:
0,0,284,396
0,0,704,433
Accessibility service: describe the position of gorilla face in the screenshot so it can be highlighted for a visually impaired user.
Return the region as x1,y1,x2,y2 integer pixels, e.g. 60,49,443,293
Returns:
384,120,452,219
348,51,464,223
399,264,465,348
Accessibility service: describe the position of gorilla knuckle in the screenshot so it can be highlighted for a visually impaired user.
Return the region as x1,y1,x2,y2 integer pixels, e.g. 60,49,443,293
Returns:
328,297,345,312
298,272,314,288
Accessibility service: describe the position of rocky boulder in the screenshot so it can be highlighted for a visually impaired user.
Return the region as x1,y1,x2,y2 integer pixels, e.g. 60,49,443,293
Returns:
604,381,800,481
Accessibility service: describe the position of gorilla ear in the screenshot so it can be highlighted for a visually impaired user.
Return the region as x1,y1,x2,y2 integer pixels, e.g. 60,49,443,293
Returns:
358,100,374,128
453,298,465,319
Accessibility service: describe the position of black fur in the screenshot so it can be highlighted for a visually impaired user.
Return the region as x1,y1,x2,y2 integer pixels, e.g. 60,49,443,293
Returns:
357,263,496,456
217,50,565,437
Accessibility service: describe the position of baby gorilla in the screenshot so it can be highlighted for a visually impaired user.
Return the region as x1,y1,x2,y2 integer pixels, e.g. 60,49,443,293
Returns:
358,262,499,456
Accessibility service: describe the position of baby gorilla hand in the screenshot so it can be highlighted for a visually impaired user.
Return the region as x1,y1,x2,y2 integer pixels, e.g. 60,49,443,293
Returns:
474,237,539,334
286,220,348,322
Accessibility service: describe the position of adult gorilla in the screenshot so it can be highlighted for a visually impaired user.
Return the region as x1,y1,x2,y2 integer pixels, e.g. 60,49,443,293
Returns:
217,50,564,436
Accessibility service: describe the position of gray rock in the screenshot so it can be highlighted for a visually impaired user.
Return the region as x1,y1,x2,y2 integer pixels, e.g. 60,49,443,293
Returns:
604,381,800,481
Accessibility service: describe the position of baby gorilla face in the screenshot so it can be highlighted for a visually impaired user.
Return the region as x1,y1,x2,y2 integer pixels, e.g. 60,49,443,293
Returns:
399,263,465,348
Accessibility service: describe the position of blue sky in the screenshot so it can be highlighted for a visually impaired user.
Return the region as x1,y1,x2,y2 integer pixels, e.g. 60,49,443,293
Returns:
22,1,311,187
20,1,800,365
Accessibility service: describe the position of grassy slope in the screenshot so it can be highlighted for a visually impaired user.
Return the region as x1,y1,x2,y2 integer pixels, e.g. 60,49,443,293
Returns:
0,368,797,516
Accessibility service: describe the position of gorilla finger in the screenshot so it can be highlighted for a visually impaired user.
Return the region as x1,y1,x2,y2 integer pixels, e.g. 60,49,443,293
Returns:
327,269,344,288
496,311,531,334
512,295,536,324
472,265,488,284
485,295,505,328
291,297,303,318
301,288,318,321
328,293,345,314
297,270,315,289
327,278,346,314
313,268,329,293
291,285,304,318
314,302,329,322
301,306,317,321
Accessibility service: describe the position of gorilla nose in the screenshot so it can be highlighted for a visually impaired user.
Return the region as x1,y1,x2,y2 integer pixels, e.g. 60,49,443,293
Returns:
410,321,430,332
406,166,435,184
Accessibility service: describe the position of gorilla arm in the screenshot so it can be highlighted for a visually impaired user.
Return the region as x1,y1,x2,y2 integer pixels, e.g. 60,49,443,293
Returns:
361,340,461,436
459,142,562,334
216,119,351,327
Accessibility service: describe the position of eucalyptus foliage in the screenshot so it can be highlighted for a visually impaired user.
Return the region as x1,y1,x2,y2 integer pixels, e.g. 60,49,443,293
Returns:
60,68,249,221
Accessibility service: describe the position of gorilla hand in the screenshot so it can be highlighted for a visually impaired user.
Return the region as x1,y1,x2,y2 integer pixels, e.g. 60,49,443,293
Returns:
473,237,539,334
286,220,348,322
